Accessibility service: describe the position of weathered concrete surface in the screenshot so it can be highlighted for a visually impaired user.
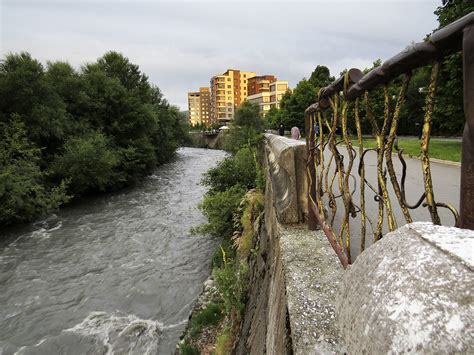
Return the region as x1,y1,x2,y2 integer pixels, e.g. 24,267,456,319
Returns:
337,222,474,354
280,225,346,354
237,134,343,354
264,133,307,224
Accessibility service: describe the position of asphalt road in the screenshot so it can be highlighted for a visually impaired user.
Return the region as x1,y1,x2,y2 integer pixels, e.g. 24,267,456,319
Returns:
317,145,460,259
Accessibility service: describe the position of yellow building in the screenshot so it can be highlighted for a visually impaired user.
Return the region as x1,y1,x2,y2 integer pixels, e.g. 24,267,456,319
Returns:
187,87,211,127
246,80,289,116
210,69,256,124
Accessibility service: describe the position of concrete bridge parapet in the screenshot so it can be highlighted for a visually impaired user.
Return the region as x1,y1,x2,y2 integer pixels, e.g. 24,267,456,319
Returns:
239,134,473,354
263,133,308,224
337,222,474,354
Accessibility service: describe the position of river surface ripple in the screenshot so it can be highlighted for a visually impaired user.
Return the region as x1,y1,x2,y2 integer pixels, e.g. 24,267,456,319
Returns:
0,147,226,355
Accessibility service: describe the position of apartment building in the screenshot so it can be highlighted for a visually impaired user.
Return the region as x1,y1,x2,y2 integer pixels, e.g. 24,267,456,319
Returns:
247,75,276,96
187,87,211,126
210,69,256,124
246,80,289,116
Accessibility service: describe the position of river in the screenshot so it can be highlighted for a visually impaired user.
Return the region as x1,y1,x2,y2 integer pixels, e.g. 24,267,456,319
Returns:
0,147,226,355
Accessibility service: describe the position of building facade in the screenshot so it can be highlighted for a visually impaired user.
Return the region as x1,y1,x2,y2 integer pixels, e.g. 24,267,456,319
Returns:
210,69,256,124
187,87,211,127
246,80,289,116
247,75,276,96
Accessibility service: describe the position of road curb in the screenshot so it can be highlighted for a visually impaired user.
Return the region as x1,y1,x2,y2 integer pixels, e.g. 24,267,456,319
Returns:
427,158,461,167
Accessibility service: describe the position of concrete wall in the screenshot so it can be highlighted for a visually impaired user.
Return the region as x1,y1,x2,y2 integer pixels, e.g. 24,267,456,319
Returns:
186,131,227,149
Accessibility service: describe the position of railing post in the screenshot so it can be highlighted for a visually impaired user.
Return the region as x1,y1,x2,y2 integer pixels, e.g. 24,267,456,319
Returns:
305,111,318,230
460,24,474,229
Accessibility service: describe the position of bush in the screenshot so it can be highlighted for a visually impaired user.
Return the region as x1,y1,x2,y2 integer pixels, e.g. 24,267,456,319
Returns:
196,185,246,239
213,261,246,317
179,342,199,355
202,147,256,194
189,303,224,337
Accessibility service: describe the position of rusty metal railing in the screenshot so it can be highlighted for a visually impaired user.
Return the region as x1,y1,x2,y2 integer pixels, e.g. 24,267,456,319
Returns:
305,12,474,268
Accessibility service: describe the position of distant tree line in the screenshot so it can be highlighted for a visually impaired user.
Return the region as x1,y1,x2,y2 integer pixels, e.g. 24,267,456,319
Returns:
266,1,473,136
0,51,188,228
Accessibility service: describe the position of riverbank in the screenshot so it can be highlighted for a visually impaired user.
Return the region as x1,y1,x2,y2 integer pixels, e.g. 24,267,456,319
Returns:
177,189,265,355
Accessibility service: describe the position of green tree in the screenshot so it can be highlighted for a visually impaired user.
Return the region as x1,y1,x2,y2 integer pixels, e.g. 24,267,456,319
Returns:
264,106,282,129
51,131,121,194
224,101,264,153
0,116,69,227
0,52,69,158
0,51,188,228
279,79,317,131
431,0,473,135
308,65,335,92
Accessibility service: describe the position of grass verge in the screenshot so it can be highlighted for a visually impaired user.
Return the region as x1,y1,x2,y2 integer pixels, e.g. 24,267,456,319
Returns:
349,137,461,162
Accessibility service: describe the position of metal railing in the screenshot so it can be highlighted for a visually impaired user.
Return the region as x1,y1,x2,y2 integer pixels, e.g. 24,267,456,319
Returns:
305,12,474,268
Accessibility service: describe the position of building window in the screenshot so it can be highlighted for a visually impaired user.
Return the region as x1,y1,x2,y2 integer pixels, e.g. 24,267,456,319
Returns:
227,78,231,81
227,85,231,89
277,84,287,91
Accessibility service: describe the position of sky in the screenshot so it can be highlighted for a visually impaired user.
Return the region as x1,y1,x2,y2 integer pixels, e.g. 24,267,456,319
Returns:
1,0,442,110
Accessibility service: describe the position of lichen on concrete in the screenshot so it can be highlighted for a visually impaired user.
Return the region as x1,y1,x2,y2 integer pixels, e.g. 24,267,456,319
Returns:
280,224,346,354
336,222,474,354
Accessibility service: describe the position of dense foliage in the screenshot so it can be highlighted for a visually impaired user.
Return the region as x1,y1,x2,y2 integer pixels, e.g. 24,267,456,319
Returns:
0,51,188,228
266,65,333,131
223,101,264,154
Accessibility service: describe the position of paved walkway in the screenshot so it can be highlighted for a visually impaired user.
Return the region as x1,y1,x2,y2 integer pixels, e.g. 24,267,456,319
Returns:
318,146,460,257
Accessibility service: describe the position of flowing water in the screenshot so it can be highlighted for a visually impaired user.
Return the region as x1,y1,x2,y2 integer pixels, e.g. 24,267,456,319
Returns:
0,147,226,355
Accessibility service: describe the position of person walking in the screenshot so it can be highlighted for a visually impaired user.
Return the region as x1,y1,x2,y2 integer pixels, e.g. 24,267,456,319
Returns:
291,126,301,140
278,124,285,136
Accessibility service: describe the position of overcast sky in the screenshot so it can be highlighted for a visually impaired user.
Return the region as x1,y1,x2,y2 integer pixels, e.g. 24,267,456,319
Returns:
1,0,441,110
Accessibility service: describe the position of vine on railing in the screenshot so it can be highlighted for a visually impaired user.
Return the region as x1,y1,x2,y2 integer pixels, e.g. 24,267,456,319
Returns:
305,12,474,267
